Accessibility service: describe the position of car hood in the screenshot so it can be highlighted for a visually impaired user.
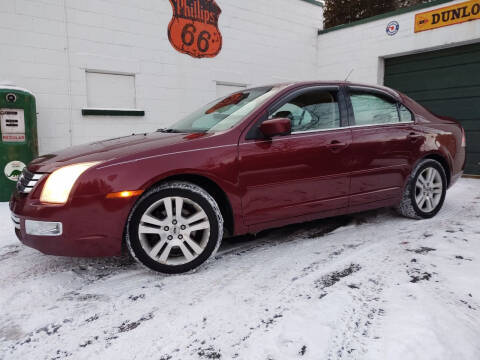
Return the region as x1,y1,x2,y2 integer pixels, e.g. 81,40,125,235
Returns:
29,131,213,173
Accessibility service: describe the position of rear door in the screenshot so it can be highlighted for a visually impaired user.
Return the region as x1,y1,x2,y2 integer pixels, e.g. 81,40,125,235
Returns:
238,86,352,226
346,87,421,210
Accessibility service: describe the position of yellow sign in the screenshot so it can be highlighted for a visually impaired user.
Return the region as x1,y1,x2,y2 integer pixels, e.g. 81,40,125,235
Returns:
415,0,480,33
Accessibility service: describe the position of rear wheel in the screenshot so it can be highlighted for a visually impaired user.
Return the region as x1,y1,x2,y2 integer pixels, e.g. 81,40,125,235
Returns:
396,159,447,219
126,182,223,274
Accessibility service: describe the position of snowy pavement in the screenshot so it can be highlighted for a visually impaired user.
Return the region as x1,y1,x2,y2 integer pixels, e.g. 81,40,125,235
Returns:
0,179,479,360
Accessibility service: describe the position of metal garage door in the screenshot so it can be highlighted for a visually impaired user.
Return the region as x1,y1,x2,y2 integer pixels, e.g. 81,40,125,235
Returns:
384,42,480,175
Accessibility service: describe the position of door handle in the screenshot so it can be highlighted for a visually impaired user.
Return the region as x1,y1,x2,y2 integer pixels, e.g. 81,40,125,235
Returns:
327,140,349,153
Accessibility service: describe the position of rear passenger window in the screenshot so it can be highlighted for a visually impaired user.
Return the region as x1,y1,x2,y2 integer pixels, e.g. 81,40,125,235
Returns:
350,93,400,126
270,89,341,132
399,104,414,123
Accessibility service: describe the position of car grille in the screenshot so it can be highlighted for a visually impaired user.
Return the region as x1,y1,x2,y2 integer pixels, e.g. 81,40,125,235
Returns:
11,213,20,230
16,168,44,194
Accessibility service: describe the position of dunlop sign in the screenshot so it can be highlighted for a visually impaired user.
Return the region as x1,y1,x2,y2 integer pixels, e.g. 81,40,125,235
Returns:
415,0,480,33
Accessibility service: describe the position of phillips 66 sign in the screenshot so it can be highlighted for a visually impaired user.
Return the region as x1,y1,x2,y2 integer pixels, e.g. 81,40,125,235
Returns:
168,0,223,58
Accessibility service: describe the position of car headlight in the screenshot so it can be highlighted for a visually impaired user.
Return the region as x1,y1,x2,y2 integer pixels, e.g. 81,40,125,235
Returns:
40,162,101,204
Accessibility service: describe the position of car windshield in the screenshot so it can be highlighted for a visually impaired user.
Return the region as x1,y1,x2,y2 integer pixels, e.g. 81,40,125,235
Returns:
162,86,284,133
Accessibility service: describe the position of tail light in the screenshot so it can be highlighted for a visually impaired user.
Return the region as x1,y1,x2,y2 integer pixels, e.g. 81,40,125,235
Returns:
461,127,466,148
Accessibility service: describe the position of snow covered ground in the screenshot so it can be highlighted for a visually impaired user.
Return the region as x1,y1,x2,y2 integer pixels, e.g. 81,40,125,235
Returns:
0,179,479,360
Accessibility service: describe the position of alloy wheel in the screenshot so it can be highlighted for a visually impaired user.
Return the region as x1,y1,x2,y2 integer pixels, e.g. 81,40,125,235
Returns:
414,167,443,213
138,196,211,265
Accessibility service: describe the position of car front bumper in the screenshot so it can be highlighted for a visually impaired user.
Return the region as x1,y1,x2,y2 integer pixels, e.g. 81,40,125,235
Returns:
9,191,135,257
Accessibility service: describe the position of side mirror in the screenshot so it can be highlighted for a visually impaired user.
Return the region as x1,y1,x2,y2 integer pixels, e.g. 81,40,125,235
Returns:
259,118,292,138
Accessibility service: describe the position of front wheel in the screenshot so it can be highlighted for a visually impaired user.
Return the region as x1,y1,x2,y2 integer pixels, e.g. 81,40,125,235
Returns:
396,159,447,219
126,182,224,274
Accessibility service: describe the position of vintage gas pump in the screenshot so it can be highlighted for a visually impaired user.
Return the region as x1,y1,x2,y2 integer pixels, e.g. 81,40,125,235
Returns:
0,86,38,201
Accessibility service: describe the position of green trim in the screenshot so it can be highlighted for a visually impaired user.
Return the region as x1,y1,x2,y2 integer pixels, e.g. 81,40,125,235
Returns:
82,109,145,116
299,0,324,8
318,0,454,35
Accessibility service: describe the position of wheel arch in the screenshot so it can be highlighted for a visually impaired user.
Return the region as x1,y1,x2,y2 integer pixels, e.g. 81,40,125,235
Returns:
423,153,451,187
400,153,452,195
144,173,235,237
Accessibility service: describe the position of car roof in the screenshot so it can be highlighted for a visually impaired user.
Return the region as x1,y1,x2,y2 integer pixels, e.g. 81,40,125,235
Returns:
252,81,401,98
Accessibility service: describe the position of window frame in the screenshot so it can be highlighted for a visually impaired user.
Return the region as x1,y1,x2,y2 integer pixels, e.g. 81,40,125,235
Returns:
245,85,348,140
398,103,415,123
82,70,144,117
345,86,415,128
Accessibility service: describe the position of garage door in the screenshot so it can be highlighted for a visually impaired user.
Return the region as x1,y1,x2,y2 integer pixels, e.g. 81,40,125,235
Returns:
384,42,480,175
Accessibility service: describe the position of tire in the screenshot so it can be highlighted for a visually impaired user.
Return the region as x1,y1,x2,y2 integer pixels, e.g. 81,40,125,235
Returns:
396,159,447,219
126,182,224,274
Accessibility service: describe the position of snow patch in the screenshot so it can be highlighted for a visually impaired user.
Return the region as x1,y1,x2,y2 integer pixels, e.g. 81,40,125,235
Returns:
1,179,480,359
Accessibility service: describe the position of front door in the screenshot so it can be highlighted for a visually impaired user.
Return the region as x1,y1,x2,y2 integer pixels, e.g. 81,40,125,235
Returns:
238,86,352,226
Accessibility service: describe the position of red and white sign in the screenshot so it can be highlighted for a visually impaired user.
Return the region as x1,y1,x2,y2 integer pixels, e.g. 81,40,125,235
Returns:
1,109,25,143
2,134,26,142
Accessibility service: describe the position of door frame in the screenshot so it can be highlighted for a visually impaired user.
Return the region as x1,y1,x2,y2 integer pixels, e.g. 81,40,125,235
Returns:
343,85,416,127
244,85,350,141
238,85,353,231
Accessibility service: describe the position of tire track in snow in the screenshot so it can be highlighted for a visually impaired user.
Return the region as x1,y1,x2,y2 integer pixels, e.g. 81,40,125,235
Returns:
326,252,393,359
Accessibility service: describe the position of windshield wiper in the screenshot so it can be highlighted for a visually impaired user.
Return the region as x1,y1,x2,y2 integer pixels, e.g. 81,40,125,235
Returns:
157,128,182,133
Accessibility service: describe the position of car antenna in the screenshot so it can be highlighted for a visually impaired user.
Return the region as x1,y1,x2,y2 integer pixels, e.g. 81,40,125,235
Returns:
345,69,354,82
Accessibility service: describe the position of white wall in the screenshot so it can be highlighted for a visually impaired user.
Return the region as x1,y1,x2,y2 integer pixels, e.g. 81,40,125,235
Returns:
0,0,323,154
316,0,480,85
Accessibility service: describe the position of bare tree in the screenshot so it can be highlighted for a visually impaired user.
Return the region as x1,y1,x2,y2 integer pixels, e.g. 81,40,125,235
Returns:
323,0,434,29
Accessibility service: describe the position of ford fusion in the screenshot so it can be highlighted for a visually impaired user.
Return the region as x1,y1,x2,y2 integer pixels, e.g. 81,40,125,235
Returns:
10,82,466,273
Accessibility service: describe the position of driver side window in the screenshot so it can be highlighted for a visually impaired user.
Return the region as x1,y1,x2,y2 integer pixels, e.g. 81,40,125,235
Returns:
269,89,341,133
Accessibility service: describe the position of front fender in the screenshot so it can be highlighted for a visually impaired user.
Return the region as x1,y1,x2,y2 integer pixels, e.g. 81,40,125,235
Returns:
74,144,246,235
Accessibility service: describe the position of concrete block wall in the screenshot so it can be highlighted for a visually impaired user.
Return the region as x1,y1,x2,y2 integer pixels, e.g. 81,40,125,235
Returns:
0,0,323,154
316,0,480,85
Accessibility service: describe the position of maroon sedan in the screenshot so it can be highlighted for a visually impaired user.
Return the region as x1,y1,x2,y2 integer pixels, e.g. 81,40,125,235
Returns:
10,82,466,273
